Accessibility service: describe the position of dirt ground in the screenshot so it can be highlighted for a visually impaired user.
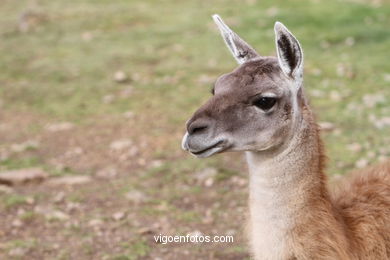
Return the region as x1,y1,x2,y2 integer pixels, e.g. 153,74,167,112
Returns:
0,110,251,259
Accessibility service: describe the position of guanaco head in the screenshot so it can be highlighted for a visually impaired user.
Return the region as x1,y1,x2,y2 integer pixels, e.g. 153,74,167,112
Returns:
182,15,305,158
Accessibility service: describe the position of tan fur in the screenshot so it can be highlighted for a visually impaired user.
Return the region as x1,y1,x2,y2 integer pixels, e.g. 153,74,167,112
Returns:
331,161,390,259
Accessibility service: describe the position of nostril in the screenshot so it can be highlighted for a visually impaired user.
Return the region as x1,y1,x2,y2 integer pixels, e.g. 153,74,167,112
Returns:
188,122,209,135
191,125,208,135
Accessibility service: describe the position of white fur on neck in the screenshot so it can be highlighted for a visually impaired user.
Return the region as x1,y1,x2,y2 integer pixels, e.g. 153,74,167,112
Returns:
245,125,311,260
246,153,295,259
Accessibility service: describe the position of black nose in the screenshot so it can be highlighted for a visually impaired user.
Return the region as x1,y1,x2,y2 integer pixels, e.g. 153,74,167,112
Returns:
187,120,209,135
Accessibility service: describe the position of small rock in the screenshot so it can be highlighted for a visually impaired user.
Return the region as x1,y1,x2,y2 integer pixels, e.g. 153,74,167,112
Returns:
46,175,92,186
9,247,27,257
194,168,217,183
150,160,163,168
383,74,390,82
123,111,135,119
118,147,139,161
137,158,146,166
355,159,369,169
64,147,83,158
374,117,390,129
362,94,386,108
11,219,23,228
318,122,335,132
112,212,126,221
66,202,81,213
95,167,117,179
88,219,103,227
26,197,35,205
53,192,66,203
45,122,74,132
17,208,26,216
346,143,362,152
0,184,13,193
47,210,69,221
102,94,115,104
81,31,93,41
109,139,133,151
231,176,247,187
0,168,48,186
137,227,155,235
114,71,128,83
204,178,214,187
329,90,342,102
125,190,148,204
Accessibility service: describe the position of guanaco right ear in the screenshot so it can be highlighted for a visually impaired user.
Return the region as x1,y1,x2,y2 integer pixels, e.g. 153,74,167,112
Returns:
212,14,259,64
274,22,303,83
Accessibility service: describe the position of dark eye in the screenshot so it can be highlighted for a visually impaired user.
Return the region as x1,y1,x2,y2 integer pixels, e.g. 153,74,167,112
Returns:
253,97,277,111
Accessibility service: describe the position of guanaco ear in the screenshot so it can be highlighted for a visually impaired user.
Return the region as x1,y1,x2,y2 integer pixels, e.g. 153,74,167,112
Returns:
274,22,303,83
212,14,259,64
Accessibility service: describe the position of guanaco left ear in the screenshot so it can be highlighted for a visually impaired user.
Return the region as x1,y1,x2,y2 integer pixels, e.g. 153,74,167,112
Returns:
212,14,259,64
274,22,303,84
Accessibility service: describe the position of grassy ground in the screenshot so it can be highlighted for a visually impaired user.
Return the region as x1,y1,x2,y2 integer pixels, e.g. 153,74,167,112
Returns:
0,0,389,259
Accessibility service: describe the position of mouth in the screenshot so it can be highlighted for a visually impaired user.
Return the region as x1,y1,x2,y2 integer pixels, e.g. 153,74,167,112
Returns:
190,140,230,158
190,141,223,156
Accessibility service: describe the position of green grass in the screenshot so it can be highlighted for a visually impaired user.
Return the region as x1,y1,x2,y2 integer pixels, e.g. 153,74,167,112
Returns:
4,194,28,208
113,240,150,260
0,157,41,171
0,0,388,174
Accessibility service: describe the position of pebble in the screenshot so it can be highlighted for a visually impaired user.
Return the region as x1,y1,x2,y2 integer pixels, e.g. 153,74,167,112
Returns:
109,139,133,151
125,190,148,204
95,167,117,179
112,212,126,221
0,168,49,186
11,219,23,228
318,122,335,132
114,71,128,83
46,175,92,186
45,122,74,132
355,159,369,169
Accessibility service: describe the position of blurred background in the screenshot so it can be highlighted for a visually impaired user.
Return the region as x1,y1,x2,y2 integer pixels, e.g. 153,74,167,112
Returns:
0,0,389,259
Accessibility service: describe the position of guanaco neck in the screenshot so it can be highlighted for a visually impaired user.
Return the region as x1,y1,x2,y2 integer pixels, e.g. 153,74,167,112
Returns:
245,108,351,259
